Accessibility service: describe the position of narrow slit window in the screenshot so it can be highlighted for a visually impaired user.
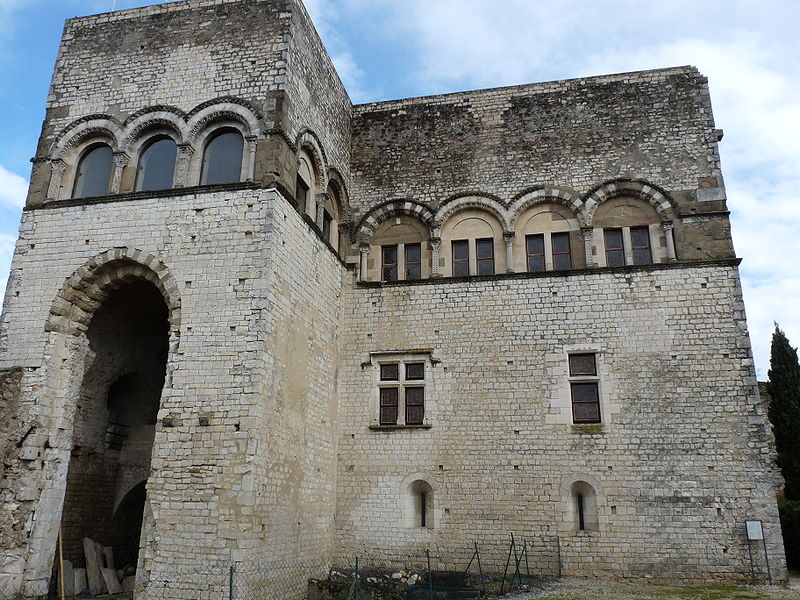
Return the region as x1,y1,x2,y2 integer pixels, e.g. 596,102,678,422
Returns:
452,240,470,277
405,243,422,280
604,228,625,267
476,238,495,275
526,234,545,272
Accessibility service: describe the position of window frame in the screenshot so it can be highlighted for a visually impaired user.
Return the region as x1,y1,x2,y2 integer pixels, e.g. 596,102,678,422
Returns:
381,244,399,282
404,243,422,281
568,353,601,424
451,239,470,277
372,354,432,428
200,128,245,186
475,237,495,275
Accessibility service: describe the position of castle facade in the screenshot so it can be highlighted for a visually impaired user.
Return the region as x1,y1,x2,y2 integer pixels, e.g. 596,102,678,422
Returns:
0,1,786,598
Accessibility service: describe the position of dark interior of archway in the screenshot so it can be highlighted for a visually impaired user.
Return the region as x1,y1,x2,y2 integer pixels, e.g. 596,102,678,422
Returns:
57,277,168,587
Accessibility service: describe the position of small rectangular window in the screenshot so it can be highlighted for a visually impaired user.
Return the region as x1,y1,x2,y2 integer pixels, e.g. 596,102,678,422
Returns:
552,232,572,270
476,238,495,275
405,243,422,280
380,387,399,425
380,363,399,381
631,226,652,265
382,245,398,281
452,240,470,277
526,234,545,272
405,387,425,425
604,229,625,267
569,353,597,376
405,362,425,380
571,383,600,423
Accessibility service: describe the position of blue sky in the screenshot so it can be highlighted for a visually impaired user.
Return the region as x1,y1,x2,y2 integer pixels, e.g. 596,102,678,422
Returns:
0,0,798,377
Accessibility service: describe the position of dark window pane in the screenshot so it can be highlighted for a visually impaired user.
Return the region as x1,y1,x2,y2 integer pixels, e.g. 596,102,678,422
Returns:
380,387,398,425
295,176,309,212
135,137,177,192
452,240,469,260
323,210,333,240
405,363,425,380
571,383,600,424
604,228,625,267
452,240,470,276
476,238,494,275
631,226,652,265
405,387,424,425
526,234,544,255
552,232,572,270
73,144,113,198
569,353,597,376
382,245,398,281
201,130,243,185
405,243,421,280
380,363,399,381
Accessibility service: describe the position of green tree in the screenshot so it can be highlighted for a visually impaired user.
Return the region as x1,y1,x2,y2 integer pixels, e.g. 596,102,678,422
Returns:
768,324,800,500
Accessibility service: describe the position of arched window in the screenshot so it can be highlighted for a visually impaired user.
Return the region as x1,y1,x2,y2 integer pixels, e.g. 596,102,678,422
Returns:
441,209,505,277
296,150,317,216
514,203,582,272
135,137,177,191
406,480,434,528
368,216,430,282
323,183,342,250
200,129,244,185
570,481,598,532
73,144,113,198
592,197,664,266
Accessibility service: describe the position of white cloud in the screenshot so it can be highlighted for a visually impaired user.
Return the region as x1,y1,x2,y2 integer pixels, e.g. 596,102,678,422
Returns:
0,164,26,209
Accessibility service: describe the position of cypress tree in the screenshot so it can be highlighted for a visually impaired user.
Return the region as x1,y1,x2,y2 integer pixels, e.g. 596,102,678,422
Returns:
767,324,800,500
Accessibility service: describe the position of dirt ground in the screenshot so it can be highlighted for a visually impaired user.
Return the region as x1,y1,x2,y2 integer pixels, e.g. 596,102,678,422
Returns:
491,573,800,600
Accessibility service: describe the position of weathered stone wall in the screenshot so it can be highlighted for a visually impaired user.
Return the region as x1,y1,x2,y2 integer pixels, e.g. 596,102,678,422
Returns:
0,187,345,599
349,68,732,261
334,263,785,584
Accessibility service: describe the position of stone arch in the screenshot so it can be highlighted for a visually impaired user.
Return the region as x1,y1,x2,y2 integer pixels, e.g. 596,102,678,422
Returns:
295,129,328,191
399,473,437,529
582,179,677,226
50,115,125,159
45,248,181,337
509,186,585,228
434,193,511,234
560,474,603,533
121,110,188,151
186,97,262,144
326,167,352,226
355,199,436,244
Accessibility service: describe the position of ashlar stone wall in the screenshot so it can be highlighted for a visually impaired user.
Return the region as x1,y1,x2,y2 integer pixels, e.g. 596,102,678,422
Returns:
334,263,785,584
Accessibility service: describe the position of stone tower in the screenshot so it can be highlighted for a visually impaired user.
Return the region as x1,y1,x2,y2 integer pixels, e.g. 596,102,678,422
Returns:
0,0,786,598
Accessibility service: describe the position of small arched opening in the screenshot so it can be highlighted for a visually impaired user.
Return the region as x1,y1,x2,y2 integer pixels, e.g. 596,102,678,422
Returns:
405,480,435,529
570,481,598,532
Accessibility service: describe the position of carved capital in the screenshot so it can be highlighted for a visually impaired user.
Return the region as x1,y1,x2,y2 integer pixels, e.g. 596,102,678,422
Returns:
316,192,330,208
661,222,674,233
580,227,594,241
428,237,441,252
112,152,130,168
359,244,371,255
503,231,516,244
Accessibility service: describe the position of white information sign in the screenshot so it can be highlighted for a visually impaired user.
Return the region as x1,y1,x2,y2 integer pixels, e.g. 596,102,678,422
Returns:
746,520,764,540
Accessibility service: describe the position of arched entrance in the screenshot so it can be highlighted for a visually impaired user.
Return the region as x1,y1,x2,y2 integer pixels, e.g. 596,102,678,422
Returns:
57,274,169,584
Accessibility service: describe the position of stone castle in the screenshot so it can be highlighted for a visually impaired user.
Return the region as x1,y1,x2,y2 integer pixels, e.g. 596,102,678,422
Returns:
0,0,787,598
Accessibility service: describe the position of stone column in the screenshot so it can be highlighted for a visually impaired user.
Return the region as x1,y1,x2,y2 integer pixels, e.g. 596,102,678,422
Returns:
111,152,129,194
504,232,516,273
581,227,595,267
359,244,370,282
429,238,441,278
316,192,330,230
47,159,66,200
663,222,677,262
245,135,258,181
174,144,194,188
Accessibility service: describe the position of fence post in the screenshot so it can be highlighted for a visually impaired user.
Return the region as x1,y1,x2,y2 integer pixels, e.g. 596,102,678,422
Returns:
229,565,234,600
427,549,433,600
